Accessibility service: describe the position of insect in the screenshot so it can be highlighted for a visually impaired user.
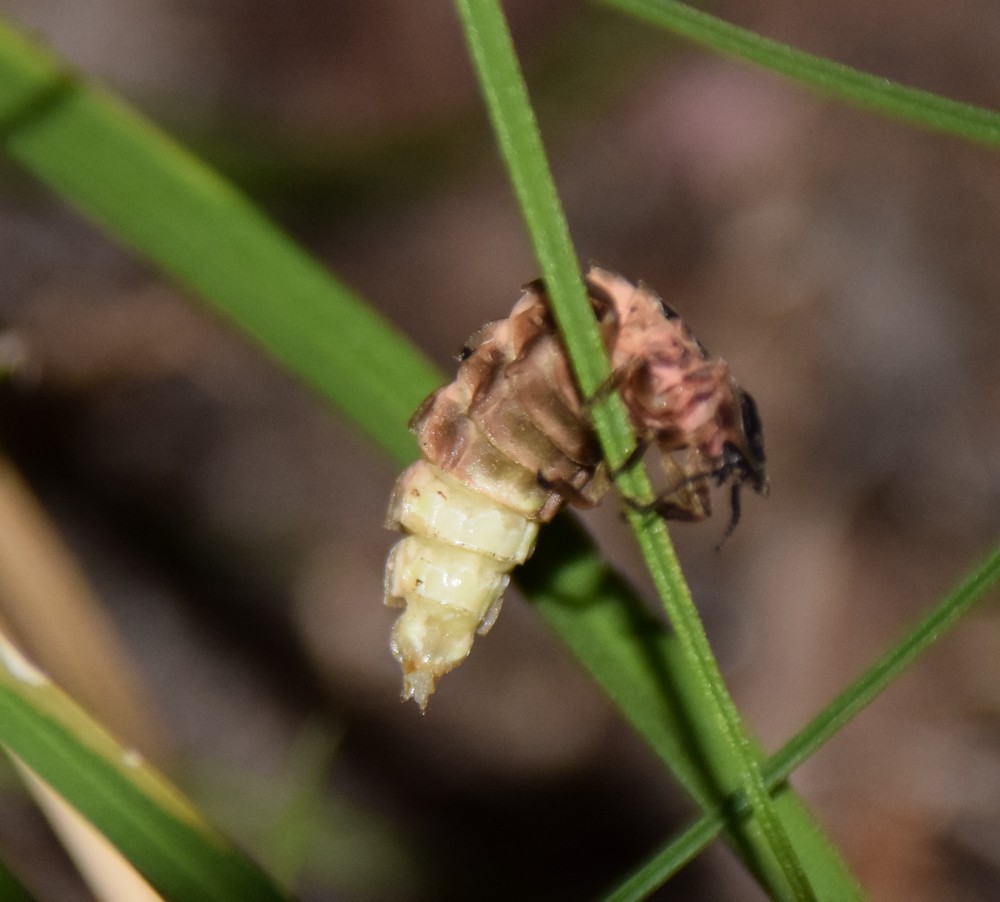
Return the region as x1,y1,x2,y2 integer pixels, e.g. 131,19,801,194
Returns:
384,265,767,709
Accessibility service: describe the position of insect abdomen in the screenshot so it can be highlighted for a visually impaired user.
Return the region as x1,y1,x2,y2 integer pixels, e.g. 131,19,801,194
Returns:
384,460,540,709
384,266,767,709
384,285,603,710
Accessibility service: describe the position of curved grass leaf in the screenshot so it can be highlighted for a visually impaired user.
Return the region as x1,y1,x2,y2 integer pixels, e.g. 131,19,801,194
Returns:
0,634,285,901
601,0,1000,146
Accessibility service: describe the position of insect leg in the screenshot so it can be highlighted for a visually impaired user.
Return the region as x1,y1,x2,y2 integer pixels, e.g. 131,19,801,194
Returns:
618,467,713,523
714,480,743,551
536,467,608,510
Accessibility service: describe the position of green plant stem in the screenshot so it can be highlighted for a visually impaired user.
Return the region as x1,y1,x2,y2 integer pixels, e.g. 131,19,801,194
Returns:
451,1,831,898
608,539,1000,898
600,0,1000,146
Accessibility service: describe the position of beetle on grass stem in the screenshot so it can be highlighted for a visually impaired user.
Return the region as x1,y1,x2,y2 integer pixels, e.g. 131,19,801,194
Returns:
384,266,767,709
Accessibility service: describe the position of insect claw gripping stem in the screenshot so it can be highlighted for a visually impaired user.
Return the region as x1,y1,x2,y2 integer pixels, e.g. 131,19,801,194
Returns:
384,266,767,707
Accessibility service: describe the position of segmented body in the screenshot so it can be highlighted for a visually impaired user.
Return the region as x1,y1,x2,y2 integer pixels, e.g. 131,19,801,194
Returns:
384,266,766,709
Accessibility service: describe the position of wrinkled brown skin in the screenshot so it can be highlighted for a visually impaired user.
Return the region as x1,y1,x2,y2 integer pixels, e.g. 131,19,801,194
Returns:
411,264,767,527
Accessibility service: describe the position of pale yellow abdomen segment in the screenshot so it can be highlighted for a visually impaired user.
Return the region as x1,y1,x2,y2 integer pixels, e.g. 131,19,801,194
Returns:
385,535,511,619
387,461,539,563
384,462,539,709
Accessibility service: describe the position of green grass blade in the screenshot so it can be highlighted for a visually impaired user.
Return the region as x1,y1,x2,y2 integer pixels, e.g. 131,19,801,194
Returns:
0,19,440,469
600,0,1000,146
451,2,852,898
0,635,285,901
608,541,1000,897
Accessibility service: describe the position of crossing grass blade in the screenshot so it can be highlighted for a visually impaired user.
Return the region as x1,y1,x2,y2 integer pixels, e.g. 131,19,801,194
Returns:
600,0,1000,146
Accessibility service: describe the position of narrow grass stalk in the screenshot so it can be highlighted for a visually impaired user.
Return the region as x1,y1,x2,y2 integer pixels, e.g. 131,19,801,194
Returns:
608,540,1000,898
523,515,864,897
450,1,841,897
600,0,1000,146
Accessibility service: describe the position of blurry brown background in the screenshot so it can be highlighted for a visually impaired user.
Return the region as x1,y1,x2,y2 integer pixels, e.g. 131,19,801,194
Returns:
1,1,999,899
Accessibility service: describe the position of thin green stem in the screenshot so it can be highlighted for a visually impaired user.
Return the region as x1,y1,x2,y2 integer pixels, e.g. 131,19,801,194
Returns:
451,1,828,898
600,0,1000,146
624,512,814,900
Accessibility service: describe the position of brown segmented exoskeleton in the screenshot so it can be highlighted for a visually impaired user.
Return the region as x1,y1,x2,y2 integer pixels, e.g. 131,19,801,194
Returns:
384,265,767,709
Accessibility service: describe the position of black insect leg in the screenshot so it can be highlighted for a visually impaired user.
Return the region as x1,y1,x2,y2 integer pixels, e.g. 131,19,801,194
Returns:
714,481,743,551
